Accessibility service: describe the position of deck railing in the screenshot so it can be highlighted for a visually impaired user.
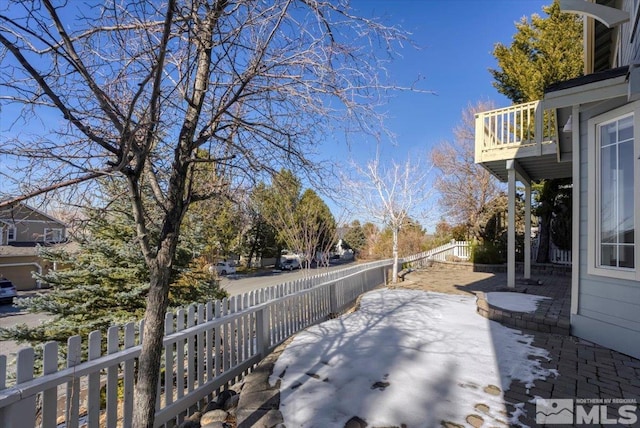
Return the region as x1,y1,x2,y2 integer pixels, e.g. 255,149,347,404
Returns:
475,101,558,161
0,258,413,428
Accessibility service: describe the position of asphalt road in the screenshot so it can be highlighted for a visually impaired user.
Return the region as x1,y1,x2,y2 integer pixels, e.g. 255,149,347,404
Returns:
0,261,355,358
0,290,53,358
220,262,352,296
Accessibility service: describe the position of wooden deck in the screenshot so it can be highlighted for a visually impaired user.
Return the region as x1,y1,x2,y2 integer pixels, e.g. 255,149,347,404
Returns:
474,101,571,182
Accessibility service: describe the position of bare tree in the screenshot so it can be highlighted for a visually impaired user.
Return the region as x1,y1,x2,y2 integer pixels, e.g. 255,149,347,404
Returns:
342,153,433,282
0,1,414,425
431,101,503,239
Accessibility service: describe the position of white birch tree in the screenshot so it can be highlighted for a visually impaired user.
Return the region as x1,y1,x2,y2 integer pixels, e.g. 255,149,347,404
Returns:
342,154,433,282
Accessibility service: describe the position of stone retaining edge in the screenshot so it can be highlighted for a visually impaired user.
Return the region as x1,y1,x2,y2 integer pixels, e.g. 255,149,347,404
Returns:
475,291,570,335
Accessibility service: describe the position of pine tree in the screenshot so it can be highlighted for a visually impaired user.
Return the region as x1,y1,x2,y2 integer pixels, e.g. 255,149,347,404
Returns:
0,198,227,356
490,0,582,262
343,220,367,256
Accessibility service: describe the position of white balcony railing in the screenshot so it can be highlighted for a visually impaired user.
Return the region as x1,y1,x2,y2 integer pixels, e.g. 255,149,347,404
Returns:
475,101,558,163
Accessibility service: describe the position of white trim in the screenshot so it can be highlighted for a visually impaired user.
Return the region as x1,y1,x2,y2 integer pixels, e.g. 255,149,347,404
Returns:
560,0,630,28
587,102,640,281
0,219,64,225
6,225,16,242
571,105,580,316
543,75,628,110
43,228,64,243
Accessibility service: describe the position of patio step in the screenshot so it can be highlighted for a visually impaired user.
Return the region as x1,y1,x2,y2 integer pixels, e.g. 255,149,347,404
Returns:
475,291,570,335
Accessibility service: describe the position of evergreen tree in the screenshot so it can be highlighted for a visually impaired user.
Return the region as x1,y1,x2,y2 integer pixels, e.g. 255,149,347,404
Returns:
490,1,583,103
490,0,582,262
0,196,227,356
343,220,367,256
295,189,337,266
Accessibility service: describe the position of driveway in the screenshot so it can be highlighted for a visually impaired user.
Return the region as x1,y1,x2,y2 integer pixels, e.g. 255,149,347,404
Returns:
0,289,53,357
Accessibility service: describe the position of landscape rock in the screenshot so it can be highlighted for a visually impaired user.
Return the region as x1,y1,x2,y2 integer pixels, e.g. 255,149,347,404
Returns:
344,415,368,428
223,393,240,410
178,411,202,428
217,389,238,406
200,422,228,428
204,400,222,412
200,409,229,425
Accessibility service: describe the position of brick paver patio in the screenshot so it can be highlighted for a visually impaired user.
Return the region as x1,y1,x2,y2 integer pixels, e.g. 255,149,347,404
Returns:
395,263,640,427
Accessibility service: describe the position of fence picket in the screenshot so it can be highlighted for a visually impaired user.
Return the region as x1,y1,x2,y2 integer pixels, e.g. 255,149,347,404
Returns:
87,332,101,428
66,335,81,428
106,326,119,428
176,309,186,400
41,341,58,428
13,348,36,428
123,323,135,428
197,304,205,389
164,312,174,408
187,306,196,394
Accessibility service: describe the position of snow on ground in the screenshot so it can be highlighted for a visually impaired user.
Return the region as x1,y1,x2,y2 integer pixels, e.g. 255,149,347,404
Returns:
269,289,557,428
485,292,551,313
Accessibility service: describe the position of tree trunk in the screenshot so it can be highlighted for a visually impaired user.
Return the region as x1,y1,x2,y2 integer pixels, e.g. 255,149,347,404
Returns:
247,223,260,268
536,212,551,263
392,226,399,283
133,262,172,428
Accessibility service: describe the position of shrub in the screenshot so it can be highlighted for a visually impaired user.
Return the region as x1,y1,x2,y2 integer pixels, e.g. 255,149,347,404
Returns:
470,242,505,264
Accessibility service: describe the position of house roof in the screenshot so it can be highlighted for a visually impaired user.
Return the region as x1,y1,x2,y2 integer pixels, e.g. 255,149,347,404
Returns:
544,65,629,94
0,241,78,257
0,201,67,226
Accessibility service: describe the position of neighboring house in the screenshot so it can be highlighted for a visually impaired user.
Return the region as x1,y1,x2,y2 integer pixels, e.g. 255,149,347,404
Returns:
475,0,640,359
0,203,67,290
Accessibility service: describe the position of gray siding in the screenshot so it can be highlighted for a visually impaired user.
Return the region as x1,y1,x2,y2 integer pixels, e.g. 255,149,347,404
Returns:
574,97,640,359
619,0,638,65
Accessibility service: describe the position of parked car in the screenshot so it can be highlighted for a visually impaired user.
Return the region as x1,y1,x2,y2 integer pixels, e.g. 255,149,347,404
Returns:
212,261,236,275
281,258,301,271
0,279,17,305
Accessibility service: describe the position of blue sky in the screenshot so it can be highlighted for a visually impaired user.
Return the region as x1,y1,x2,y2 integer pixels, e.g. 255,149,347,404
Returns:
345,0,549,160
328,0,551,157
323,0,551,227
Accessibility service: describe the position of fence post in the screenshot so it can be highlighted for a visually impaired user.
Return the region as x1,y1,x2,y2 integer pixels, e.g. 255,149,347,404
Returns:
255,307,271,358
329,282,338,317
8,348,36,428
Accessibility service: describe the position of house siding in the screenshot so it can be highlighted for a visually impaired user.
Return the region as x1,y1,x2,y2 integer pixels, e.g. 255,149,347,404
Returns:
633,0,640,63
0,204,65,243
573,97,640,359
619,0,638,65
0,255,43,290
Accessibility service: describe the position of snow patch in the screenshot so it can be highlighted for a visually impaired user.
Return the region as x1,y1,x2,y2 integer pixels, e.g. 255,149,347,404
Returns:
270,289,555,427
485,291,551,313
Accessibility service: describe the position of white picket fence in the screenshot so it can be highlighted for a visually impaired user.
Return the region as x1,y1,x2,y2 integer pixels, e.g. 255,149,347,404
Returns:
0,258,409,428
531,240,572,265
404,240,470,267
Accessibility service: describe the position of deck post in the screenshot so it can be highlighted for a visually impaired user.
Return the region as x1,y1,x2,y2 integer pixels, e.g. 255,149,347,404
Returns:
535,101,543,156
524,182,532,280
506,160,516,288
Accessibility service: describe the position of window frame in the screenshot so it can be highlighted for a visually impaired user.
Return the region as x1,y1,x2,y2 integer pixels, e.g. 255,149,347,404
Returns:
43,227,64,243
6,225,16,242
587,101,640,281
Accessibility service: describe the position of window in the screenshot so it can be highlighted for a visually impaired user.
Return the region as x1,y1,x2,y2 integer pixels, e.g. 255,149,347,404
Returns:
44,228,64,243
588,102,640,280
7,225,16,242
